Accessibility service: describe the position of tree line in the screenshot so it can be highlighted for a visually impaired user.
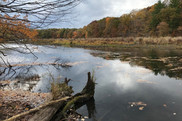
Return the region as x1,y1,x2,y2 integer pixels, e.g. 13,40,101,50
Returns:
37,0,182,39
0,0,80,42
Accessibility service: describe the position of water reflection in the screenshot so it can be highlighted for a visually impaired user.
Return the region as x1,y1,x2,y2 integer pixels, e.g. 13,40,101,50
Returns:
92,48,182,80
1,45,182,121
74,97,96,119
82,81,182,121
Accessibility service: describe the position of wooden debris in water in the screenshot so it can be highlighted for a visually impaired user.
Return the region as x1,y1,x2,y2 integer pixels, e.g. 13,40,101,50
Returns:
129,101,147,110
129,101,147,107
0,61,87,68
139,107,145,111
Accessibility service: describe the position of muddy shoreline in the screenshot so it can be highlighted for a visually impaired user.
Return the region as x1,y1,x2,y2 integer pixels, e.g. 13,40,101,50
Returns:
0,87,52,120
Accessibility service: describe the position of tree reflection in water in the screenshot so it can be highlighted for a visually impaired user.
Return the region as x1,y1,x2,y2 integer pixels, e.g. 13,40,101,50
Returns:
73,97,96,120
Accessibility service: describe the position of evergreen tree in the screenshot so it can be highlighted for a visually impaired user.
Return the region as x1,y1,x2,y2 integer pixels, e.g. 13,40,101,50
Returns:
170,0,180,9
153,0,166,14
168,0,181,30
150,1,165,30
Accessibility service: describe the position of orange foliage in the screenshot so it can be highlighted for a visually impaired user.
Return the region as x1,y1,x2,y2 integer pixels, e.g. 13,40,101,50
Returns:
106,17,111,24
85,31,88,38
72,31,78,38
0,14,38,42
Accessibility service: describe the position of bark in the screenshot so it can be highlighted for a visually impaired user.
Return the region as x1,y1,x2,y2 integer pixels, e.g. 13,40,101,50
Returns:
5,72,95,121
4,97,70,121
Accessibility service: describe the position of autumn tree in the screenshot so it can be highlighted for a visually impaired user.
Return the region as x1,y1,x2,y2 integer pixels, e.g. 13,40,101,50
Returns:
0,0,80,67
103,17,111,37
157,22,170,36
177,26,182,35
131,8,151,36
0,0,80,40
35,0,182,38
66,29,75,38
85,21,100,38
0,15,38,42
58,29,66,38
118,14,132,37
103,17,120,37
97,18,106,37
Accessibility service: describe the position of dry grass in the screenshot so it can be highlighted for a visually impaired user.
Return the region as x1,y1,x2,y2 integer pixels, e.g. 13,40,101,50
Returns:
34,36,182,47
50,76,73,100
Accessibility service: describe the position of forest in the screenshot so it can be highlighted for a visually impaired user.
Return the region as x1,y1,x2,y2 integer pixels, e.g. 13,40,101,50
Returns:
37,0,182,39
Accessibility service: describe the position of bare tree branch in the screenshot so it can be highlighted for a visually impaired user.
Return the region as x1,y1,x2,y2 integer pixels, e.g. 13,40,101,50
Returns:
0,0,81,79
0,0,81,28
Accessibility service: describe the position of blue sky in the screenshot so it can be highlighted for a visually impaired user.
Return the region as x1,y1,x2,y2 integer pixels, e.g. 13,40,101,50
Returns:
50,0,161,28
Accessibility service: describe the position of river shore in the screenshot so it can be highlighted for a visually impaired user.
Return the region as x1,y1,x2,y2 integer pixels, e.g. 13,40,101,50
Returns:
0,82,52,120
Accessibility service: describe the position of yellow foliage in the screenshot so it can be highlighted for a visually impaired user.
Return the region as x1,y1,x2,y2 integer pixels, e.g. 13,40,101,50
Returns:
149,5,155,13
0,14,38,42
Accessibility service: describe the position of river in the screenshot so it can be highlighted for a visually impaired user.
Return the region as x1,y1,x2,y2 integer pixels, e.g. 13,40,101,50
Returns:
0,44,182,121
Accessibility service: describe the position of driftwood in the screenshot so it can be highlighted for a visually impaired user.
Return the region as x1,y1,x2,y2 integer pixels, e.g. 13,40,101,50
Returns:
4,97,70,121
5,72,95,121
0,62,70,68
0,61,87,68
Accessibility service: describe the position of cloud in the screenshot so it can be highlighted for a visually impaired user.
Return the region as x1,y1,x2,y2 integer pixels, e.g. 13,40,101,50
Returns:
51,0,161,28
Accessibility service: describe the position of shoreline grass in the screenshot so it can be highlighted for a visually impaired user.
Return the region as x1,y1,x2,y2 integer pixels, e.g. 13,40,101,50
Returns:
28,36,182,50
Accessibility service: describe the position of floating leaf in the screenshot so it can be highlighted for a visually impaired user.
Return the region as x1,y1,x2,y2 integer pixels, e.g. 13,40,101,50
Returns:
139,107,144,111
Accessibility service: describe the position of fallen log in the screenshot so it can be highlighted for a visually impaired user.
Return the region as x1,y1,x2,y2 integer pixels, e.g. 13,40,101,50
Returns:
5,72,95,121
0,62,69,68
4,97,70,121
0,61,87,68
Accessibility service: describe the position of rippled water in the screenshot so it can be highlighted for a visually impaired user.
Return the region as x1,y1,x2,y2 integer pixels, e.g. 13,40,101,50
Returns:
1,44,182,121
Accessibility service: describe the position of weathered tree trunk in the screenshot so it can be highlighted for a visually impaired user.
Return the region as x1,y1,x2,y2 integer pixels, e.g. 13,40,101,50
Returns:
5,72,95,121
30,72,95,121
4,97,70,121
28,100,67,121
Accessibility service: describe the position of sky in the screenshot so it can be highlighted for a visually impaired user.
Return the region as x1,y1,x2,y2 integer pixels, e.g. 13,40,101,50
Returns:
51,0,162,28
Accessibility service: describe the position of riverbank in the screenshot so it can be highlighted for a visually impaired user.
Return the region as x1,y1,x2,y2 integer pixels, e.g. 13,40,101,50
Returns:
0,85,52,120
0,72,95,121
31,37,182,49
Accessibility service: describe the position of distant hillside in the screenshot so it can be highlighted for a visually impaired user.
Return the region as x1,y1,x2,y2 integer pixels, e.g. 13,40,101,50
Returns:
37,0,182,39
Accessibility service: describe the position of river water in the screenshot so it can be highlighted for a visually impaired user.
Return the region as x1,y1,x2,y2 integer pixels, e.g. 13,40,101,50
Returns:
0,44,182,121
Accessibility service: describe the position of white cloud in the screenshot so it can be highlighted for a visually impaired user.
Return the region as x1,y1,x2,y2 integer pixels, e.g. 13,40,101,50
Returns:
51,0,161,28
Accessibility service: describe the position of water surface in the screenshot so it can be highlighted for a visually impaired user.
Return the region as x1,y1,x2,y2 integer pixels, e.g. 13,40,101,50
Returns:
0,44,182,121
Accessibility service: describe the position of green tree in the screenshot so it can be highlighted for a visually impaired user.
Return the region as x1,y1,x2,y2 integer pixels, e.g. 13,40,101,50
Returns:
168,0,181,31
150,0,165,30
170,0,181,11
160,7,180,30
